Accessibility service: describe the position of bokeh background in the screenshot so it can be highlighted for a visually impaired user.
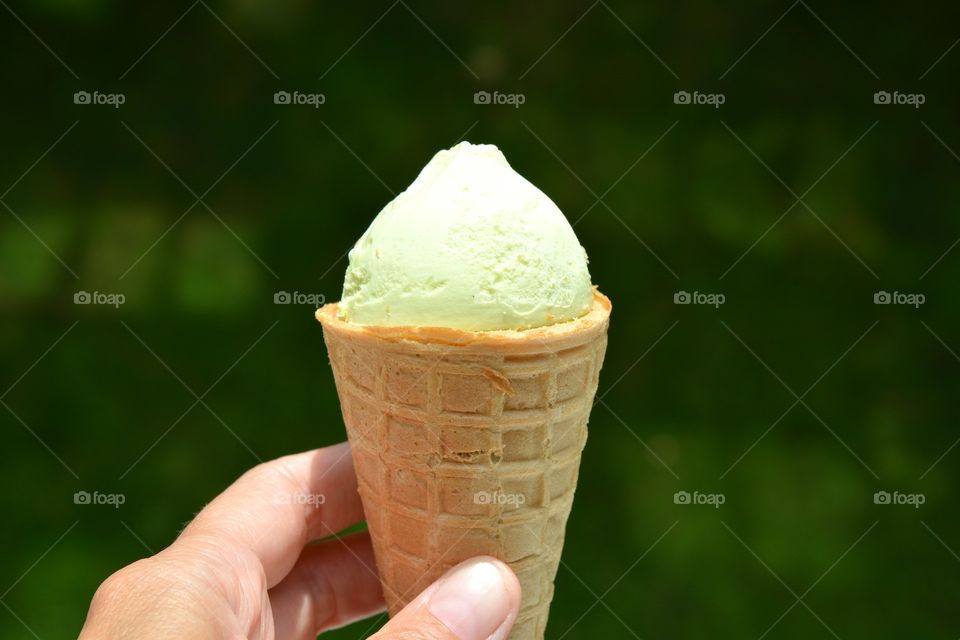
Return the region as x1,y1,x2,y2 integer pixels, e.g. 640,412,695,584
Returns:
2,1,959,638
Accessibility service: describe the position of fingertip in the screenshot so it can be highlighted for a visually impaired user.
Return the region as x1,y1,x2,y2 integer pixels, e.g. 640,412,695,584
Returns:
427,557,521,640
481,557,522,640
469,556,522,611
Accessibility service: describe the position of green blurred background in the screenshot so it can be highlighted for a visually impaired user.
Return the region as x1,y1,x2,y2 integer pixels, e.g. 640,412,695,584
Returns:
2,1,959,638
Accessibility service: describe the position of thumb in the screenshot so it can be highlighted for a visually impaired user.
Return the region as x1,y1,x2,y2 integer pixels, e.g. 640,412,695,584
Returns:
371,557,522,640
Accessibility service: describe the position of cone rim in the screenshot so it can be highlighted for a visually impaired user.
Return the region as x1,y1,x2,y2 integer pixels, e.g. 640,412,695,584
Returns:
316,289,610,348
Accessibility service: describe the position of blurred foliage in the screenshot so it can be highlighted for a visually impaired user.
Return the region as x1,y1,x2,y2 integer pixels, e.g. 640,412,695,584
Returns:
1,1,960,638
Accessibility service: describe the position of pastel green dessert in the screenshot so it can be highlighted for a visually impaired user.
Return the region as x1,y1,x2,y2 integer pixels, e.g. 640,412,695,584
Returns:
339,142,593,331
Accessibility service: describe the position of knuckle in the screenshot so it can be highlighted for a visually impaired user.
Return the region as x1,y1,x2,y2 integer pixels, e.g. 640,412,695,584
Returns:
95,560,149,597
87,558,160,614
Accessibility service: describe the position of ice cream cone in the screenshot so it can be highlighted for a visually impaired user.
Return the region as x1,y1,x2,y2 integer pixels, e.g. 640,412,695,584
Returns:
316,290,611,639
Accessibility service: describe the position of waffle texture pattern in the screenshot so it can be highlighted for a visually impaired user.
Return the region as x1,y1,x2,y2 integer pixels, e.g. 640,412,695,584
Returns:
317,292,611,639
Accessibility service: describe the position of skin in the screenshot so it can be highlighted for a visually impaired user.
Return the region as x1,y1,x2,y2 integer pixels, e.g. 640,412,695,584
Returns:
79,442,522,640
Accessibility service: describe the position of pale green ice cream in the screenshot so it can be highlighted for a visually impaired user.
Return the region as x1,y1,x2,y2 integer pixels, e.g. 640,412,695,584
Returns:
339,141,594,331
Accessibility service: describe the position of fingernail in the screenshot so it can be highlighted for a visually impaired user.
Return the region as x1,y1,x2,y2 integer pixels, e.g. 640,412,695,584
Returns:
428,559,512,640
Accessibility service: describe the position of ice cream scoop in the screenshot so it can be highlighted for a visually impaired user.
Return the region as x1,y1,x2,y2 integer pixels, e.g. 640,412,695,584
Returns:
339,141,593,331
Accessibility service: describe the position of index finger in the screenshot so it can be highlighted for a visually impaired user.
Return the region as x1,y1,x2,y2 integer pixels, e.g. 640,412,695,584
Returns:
178,441,364,587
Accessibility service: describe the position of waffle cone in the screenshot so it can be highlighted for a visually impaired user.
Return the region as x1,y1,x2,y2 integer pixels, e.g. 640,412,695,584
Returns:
316,291,611,639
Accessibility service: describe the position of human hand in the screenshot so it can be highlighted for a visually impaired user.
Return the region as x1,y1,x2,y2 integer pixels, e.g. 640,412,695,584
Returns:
79,441,522,639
